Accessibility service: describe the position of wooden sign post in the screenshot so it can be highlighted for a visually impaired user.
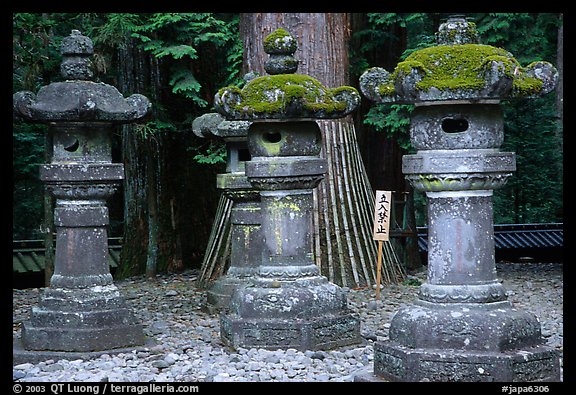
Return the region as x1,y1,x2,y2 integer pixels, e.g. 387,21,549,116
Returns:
372,190,392,300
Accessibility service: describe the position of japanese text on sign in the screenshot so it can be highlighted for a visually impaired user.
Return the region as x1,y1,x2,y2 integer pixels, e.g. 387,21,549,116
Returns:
372,190,392,241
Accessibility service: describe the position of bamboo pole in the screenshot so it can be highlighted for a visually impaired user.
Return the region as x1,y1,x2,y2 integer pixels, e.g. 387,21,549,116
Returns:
376,240,383,299
319,177,335,283
331,121,360,286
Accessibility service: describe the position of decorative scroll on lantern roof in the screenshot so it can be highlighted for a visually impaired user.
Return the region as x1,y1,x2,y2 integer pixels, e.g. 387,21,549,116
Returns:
360,15,558,104
215,28,360,120
13,30,151,123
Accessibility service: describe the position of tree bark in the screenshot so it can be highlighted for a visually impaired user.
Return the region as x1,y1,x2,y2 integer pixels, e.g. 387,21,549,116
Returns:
555,14,563,181
117,39,192,278
199,13,405,288
117,40,150,277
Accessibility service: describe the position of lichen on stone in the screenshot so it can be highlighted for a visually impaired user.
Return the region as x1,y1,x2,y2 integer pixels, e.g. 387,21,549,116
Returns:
436,20,480,45
263,28,297,55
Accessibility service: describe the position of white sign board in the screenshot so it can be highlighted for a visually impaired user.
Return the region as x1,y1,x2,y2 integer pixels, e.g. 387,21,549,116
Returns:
372,190,392,241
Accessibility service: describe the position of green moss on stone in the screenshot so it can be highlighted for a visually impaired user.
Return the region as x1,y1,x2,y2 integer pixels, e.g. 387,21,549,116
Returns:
263,28,297,54
403,44,511,91
512,64,544,96
396,60,430,77
253,132,281,156
229,74,349,115
379,43,544,97
377,82,395,97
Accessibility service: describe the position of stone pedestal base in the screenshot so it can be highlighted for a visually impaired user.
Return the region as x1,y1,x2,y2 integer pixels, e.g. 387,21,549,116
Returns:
373,342,560,382
369,299,561,382
205,276,249,314
13,337,154,366
221,311,360,351
220,276,361,350
20,285,145,353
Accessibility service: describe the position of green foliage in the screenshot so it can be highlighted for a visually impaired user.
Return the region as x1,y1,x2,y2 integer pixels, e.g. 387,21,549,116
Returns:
12,123,46,239
401,277,422,286
92,13,141,48
169,65,206,106
474,13,560,65
128,13,241,110
190,140,226,165
363,104,413,150
367,13,436,60
472,13,562,224
366,13,432,31
134,120,177,140
494,95,562,223
13,14,60,92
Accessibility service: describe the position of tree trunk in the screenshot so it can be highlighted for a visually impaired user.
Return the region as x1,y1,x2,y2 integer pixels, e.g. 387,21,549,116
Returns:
117,40,150,277
199,13,405,288
117,39,188,278
42,13,55,287
555,14,563,184
117,33,223,279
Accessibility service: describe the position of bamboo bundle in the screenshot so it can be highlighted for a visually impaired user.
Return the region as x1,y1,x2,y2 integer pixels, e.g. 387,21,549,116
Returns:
314,119,404,288
197,194,233,289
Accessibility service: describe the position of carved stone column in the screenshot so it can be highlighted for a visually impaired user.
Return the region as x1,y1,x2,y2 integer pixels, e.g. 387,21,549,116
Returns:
192,114,262,313
357,16,560,382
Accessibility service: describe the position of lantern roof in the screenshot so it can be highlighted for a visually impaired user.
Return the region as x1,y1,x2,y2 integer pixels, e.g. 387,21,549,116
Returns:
214,28,360,120
360,16,558,104
13,30,151,123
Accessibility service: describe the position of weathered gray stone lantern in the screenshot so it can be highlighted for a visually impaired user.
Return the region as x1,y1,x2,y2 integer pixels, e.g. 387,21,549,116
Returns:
192,113,261,313
358,16,560,381
214,28,362,350
13,30,150,361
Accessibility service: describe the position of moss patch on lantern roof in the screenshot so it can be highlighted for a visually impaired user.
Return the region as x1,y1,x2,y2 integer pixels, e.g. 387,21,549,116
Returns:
217,73,354,116
436,21,479,45
263,28,297,54
384,43,543,96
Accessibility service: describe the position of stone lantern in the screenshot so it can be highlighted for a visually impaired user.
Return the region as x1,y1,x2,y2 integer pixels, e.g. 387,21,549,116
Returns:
192,112,261,313
214,28,362,350
13,30,150,361
358,16,560,381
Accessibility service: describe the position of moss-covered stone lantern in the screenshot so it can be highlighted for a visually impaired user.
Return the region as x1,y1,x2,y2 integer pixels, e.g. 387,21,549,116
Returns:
214,28,362,350
13,30,150,362
357,16,560,382
192,112,261,313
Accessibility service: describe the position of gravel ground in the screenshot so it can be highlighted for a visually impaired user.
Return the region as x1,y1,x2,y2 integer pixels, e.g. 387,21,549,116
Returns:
12,262,563,382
